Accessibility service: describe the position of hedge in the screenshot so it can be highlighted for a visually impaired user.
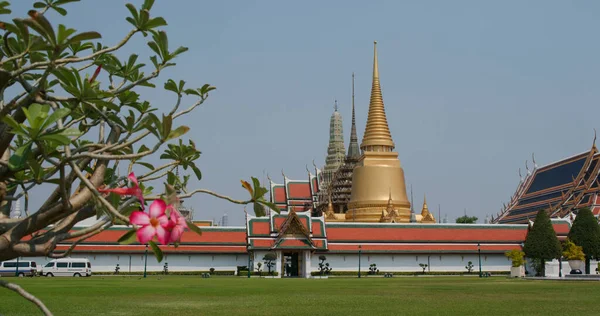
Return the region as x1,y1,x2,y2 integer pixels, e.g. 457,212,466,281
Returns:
93,270,235,276
310,271,510,276
237,271,279,277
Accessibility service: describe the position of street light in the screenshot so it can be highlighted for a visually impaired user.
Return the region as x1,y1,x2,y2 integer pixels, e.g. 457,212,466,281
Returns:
15,256,19,277
478,243,482,278
247,243,251,279
143,244,148,278
358,245,362,278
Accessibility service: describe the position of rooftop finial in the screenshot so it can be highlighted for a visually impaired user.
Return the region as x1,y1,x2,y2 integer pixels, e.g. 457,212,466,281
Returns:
360,41,395,151
347,72,360,158
334,99,338,111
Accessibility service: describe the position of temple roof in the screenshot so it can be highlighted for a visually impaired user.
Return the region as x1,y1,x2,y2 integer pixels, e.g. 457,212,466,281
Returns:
495,145,600,224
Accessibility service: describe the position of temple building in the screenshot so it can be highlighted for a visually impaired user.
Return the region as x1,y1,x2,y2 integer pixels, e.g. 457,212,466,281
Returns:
271,42,434,223
22,42,599,278
493,141,600,224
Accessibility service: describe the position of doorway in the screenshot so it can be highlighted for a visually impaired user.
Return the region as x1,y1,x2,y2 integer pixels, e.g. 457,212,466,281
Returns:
282,252,302,277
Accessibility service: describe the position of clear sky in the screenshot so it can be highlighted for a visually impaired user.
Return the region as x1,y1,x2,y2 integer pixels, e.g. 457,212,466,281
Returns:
11,0,600,226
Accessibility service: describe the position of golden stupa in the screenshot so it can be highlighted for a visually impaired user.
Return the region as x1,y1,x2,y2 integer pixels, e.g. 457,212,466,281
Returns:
346,41,412,222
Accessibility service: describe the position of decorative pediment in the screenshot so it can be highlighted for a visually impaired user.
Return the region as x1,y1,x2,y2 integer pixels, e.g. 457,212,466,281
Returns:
272,210,313,249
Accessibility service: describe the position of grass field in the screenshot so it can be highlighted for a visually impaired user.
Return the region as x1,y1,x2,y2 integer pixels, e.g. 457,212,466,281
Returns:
1,276,597,315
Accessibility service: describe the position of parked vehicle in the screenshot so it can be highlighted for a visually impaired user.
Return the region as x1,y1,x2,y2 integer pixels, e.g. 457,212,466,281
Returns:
41,258,92,277
0,260,37,277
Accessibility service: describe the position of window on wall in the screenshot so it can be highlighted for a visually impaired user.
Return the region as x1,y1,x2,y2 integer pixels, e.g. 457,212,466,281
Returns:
439,256,442,261
485,256,487,261
416,256,419,262
343,256,346,262
461,256,464,261
117,256,120,261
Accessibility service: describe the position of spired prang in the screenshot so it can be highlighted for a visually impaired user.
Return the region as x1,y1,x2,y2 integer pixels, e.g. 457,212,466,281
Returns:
316,100,346,210
325,73,362,215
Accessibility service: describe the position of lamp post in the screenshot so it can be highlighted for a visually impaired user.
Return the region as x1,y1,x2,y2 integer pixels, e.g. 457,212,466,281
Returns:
15,256,19,277
358,245,362,278
247,243,251,279
520,242,526,276
143,244,148,278
477,243,482,278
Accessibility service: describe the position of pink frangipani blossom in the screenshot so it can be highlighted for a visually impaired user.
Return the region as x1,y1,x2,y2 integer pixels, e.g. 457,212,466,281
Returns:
129,199,170,244
166,206,186,243
98,172,145,210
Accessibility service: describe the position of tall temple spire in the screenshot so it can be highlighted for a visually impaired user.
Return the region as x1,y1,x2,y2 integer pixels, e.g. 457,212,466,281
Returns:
322,100,346,185
360,41,395,152
347,72,360,158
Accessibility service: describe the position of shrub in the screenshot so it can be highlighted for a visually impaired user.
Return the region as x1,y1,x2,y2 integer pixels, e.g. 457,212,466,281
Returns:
562,239,585,261
318,255,332,276
263,252,277,275
368,263,379,275
465,261,474,273
418,263,428,274
505,250,525,267
209,268,215,274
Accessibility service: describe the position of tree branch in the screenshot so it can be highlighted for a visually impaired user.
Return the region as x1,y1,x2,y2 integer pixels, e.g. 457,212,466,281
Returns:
12,29,138,77
0,280,53,316
146,189,252,205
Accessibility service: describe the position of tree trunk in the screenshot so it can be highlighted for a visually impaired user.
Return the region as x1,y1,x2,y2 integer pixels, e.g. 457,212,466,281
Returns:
541,259,546,277
585,256,591,274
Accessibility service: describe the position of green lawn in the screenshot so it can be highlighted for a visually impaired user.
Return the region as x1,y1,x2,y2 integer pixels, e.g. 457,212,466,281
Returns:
1,276,597,315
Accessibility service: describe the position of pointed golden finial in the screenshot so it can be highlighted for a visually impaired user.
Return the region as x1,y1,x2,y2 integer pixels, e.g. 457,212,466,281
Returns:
421,194,430,216
360,41,395,152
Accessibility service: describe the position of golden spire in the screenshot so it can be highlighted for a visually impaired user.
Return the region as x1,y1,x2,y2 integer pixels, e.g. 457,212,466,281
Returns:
360,41,395,152
421,195,430,216
386,188,394,212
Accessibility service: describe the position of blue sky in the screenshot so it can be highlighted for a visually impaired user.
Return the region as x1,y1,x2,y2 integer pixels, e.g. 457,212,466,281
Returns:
11,0,600,225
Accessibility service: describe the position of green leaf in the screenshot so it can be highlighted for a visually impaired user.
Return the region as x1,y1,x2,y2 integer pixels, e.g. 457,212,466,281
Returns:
58,128,81,136
258,200,280,214
142,0,155,10
253,202,266,217
52,6,67,16
186,219,202,236
145,17,166,30
148,240,163,262
33,2,46,9
251,177,262,200
118,229,138,245
66,31,101,46
166,125,189,141
27,10,56,46
135,161,155,170
164,79,178,93
161,114,172,140
39,133,70,145
41,108,70,131
191,164,202,180
8,142,32,170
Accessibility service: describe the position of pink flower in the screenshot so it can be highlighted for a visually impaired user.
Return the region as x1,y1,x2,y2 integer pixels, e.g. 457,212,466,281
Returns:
129,199,170,244
167,206,186,243
99,172,145,210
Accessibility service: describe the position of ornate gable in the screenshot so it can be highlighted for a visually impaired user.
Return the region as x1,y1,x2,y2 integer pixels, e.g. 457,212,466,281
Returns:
272,210,314,249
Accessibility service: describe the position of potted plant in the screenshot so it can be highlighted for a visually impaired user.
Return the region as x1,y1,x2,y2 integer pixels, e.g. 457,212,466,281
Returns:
505,249,525,278
562,239,585,274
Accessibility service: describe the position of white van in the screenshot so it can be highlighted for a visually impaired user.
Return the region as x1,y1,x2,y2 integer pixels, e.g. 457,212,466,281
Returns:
0,260,37,277
41,258,92,277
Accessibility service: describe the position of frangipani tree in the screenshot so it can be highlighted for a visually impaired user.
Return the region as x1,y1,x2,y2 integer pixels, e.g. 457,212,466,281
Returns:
0,1,275,314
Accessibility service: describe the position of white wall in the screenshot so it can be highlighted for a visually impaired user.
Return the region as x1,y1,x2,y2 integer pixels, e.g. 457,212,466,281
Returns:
312,253,513,273
22,253,249,273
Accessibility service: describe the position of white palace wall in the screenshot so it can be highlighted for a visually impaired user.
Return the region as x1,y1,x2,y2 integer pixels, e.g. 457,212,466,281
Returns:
24,252,514,274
